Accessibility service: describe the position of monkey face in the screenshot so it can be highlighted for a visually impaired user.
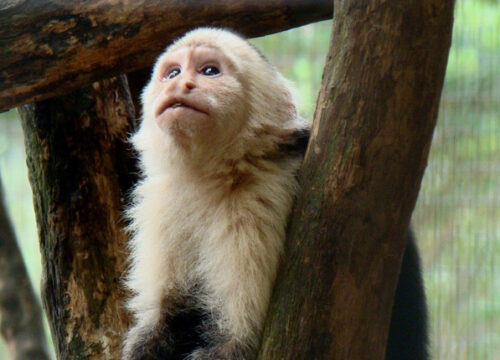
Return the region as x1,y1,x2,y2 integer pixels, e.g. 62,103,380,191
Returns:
145,45,247,146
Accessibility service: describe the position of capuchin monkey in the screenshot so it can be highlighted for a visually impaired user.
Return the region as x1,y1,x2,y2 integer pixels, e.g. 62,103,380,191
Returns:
123,28,428,360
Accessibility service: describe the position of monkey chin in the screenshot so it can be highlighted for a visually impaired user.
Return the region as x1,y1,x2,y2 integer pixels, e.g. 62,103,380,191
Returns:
155,107,214,142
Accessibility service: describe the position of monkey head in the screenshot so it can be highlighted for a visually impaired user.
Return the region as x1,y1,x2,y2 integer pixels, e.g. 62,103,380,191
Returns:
134,28,298,173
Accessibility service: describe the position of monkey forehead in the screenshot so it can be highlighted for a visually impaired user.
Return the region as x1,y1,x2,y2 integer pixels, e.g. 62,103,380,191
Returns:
159,45,236,72
164,28,272,74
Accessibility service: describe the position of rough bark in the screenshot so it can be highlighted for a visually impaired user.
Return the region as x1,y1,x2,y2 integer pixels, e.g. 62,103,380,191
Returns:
0,0,333,111
18,76,137,360
0,177,50,360
258,1,455,359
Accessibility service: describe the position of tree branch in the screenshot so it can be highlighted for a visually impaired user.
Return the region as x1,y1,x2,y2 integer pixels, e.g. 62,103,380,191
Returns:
0,176,50,360
0,0,333,111
258,1,455,359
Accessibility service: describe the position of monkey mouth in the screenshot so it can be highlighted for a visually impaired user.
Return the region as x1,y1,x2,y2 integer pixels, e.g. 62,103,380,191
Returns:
156,98,207,117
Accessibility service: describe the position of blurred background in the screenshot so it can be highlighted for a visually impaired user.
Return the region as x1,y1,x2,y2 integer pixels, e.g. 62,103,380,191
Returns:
0,0,498,358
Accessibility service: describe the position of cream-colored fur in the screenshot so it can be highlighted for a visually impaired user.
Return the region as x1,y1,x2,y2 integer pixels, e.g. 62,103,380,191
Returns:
123,28,308,359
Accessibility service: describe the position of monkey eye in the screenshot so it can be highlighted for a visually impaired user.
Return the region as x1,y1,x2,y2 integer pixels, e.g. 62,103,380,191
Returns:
201,65,220,76
164,68,181,80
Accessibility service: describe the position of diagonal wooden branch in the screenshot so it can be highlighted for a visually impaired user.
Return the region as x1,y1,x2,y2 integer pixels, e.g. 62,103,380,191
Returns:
0,0,333,111
258,1,455,359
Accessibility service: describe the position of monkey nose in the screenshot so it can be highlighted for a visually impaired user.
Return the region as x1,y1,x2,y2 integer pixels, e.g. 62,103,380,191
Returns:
184,80,195,90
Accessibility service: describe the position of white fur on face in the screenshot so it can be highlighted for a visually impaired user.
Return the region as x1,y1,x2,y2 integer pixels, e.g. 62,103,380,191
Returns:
123,27,308,360
148,45,246,147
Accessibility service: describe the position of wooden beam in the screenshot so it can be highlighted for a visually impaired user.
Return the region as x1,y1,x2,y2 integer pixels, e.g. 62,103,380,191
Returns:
0,0,333,111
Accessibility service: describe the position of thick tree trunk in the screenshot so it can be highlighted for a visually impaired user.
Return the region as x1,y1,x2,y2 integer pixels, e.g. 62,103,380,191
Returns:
0,177,50,360
0,0,333,111
258,1,455,359
18,76,137,360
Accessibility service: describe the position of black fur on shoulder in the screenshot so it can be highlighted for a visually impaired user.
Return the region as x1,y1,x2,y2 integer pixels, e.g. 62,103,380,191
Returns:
279,128,310,157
